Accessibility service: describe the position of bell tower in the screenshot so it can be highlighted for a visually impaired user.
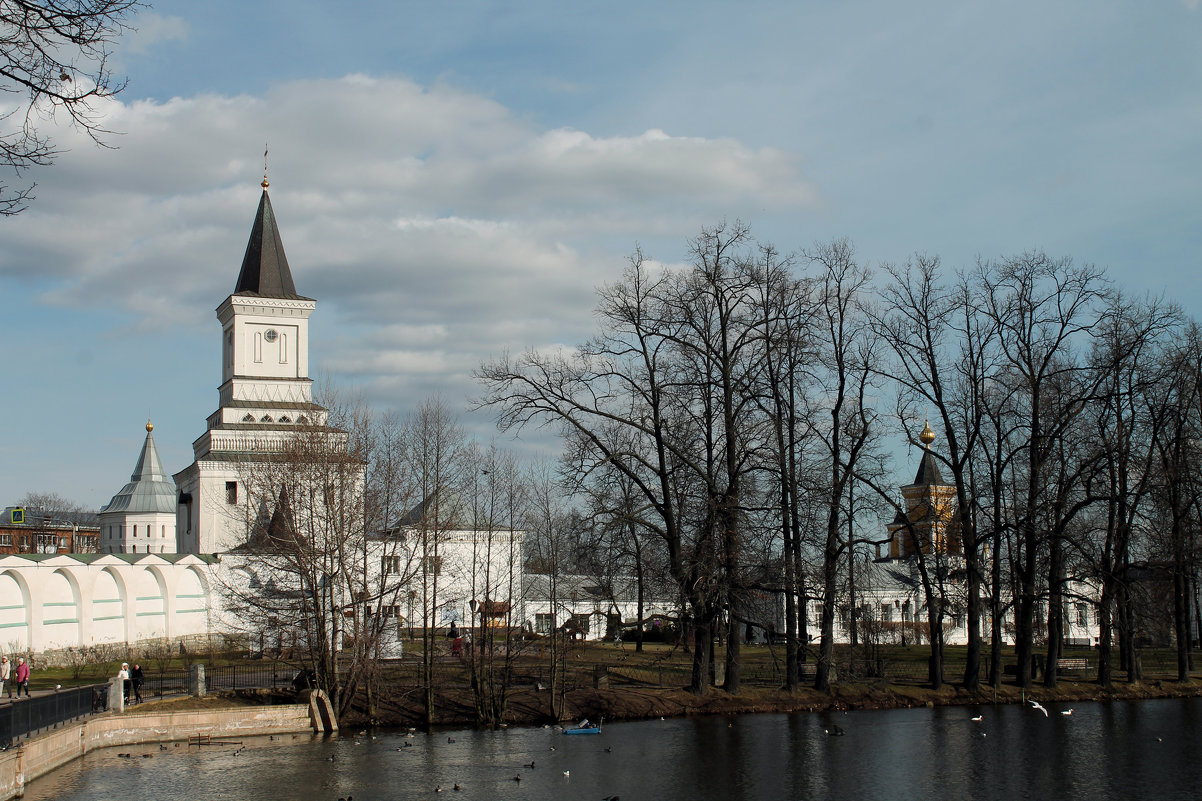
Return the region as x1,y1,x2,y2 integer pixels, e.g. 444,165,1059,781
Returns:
174,178,328,554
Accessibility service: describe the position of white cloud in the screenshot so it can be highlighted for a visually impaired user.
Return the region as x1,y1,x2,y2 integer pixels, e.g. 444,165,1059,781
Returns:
0,73,817,426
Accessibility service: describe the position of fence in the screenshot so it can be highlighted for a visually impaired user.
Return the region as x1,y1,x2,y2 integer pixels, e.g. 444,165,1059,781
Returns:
0,661,300,746
0,684,105,747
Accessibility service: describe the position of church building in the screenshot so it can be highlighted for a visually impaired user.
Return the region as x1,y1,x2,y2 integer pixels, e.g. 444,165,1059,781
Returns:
883,421,960,560
174,178,329,555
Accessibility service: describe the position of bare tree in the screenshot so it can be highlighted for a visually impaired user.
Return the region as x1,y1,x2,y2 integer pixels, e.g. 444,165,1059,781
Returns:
479,230,768,696
800,238,882,692
218,391,411,721
976,252,1107,688
1,1,140,214
399,396,470,728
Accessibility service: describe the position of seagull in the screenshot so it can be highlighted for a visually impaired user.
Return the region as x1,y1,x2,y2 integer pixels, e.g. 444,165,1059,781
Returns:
1061,709,1074,716
970,715,983,722
563,770,571,778
1029,700,1049,717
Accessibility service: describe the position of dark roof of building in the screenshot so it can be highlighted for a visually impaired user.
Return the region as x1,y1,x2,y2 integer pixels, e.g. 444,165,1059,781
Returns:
910,449,945,487
233,187,312,300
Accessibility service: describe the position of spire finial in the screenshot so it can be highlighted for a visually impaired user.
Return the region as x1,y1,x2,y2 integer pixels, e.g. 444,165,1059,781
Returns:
262,143,270,190
919,420,935,449
146,417,154,433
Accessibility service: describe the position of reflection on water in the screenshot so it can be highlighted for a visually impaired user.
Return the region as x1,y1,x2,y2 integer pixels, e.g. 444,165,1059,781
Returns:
25,698,1202,801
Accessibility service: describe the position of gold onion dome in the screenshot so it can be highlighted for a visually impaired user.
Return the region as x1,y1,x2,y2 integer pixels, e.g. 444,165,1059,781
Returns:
919,421,935,448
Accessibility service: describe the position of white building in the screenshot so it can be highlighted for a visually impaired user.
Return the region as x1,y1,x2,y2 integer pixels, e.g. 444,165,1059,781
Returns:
519,573,677,640
174,178,327,556
98,421,178,555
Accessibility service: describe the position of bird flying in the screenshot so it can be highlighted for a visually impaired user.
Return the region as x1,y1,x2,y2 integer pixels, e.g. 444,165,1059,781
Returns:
1029,700,1049,717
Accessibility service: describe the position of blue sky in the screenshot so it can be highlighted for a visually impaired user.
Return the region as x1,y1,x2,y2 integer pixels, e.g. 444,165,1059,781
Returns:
1,0,1200,508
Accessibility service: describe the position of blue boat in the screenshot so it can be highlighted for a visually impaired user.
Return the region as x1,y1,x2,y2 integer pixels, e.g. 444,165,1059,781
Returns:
563,718,603,735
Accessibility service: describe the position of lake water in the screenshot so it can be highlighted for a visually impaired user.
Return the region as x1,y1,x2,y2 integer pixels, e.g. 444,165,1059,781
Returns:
24,698,1202,800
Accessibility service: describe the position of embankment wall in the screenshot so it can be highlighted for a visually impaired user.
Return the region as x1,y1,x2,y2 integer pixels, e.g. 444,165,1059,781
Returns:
0,703,316,799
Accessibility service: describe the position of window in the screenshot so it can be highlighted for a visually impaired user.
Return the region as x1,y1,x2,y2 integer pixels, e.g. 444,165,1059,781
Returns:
423,555,443,575
0,535,11,547
882,605,893,623
536,613,554,635
226,481,238,505
382,555,403,575
1075,603,1088,627
242,413,255,422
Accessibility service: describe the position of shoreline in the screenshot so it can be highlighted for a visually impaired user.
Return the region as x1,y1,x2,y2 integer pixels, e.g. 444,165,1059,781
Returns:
354,677,1202,729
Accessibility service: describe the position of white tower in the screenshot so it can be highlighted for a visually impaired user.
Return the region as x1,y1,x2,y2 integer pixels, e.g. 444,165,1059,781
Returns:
174,179,328,554
99,420,179,554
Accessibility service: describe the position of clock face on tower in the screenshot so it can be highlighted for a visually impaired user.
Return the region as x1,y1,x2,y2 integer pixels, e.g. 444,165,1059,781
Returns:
263,328,279,343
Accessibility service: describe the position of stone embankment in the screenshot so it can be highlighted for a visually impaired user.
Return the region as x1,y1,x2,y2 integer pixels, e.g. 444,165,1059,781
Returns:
0,691,335,800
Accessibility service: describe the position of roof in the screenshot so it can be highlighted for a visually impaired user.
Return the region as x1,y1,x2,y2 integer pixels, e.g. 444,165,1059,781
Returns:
233,187,311,300
99,427,178,515
0,552,218,565
522,573,674,604
910,449,945,487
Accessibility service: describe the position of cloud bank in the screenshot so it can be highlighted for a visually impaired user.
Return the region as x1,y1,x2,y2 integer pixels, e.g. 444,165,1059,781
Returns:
1,74,817,413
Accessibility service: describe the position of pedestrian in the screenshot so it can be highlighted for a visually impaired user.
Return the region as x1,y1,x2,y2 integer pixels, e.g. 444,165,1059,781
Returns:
131,663,144,704
0,656,9,699
14,657,30,698
117,659,131,697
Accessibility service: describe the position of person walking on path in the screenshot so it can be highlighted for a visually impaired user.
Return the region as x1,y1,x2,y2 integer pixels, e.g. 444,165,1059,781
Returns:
0,656,10,699
118,662,130,702
14,657,30,698
131,663,144,704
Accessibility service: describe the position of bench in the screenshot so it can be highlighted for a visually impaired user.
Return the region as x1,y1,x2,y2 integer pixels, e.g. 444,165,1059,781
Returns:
1055,658,1089,675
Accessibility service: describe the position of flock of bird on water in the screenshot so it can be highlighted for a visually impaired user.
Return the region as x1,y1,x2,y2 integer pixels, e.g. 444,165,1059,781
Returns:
107,702,1104,797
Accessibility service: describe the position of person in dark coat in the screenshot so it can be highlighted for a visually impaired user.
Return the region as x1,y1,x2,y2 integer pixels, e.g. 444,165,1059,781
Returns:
131,663,144,704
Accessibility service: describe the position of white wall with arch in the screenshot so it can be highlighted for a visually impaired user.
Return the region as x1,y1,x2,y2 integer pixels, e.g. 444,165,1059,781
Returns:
0,554,218,655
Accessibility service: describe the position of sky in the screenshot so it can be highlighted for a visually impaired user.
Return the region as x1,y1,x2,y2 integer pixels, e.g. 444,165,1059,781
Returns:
1,1,1200,510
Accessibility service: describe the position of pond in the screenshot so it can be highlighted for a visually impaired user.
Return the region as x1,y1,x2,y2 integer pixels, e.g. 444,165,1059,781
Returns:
25,697,1202,800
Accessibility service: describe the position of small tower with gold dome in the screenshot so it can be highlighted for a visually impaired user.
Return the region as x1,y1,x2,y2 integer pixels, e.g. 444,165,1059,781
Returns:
884,422,960,559
98,420,179,554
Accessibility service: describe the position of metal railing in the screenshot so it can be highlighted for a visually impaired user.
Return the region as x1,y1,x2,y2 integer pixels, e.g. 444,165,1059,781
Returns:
205,662,292,691
0,684,106,746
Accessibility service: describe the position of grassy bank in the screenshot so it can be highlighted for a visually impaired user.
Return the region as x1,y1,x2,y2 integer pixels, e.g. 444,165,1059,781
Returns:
59,641,1202,729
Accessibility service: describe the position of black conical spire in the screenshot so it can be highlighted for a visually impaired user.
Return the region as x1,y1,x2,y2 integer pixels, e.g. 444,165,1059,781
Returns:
233,183,307,299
